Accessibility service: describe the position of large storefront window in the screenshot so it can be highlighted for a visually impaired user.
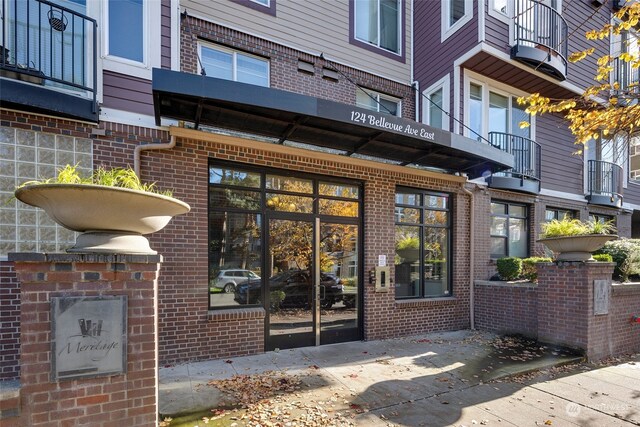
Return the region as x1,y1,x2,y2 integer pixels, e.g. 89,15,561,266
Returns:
394,188,451,298
208,163,362,311
490,201,529,258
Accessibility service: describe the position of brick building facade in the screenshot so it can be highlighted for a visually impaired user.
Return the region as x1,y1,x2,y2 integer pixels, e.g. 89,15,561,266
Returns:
2,0,640,393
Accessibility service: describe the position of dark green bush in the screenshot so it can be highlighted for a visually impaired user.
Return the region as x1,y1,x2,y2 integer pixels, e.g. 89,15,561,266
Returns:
595,239,640,282
496,257,523,281
521,257,552,282
592,254,613,263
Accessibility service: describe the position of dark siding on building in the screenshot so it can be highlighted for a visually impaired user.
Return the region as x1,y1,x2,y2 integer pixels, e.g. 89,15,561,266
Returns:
565,2,609,91
483,5,510,55
414,0,479,98
162,0,172,69
102,71,154,116
538,113,584,195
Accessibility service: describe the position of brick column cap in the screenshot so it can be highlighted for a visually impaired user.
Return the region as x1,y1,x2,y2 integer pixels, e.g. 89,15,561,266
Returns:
8,252,163,264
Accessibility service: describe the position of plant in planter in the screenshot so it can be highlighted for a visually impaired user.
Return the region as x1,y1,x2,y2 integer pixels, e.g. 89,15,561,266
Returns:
538,218,617,262
14,165,190,255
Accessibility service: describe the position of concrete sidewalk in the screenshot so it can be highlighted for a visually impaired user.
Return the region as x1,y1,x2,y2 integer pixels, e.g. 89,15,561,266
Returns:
159,330,639,426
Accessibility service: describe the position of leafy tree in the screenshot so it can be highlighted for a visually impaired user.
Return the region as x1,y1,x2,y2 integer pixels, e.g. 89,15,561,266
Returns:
518,3,640,150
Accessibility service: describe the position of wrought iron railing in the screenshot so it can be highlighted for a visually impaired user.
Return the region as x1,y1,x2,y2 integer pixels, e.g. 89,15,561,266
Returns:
587,160,623,201
489,132,541,181
513,0,568,63
612,57,640,98
0,0,97,105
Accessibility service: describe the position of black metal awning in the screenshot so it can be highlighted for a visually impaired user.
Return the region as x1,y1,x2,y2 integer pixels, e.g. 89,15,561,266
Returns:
152,68,513,179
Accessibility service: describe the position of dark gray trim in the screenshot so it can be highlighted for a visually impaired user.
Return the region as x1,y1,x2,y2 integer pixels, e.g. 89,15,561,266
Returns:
152,69,513,179
487,175,541,194
0,78,98,122
510,45,567,81
230,0,276,16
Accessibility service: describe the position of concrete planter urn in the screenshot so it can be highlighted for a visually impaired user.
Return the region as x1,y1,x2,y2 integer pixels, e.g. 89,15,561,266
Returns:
15,184,190,254
537,234,617,262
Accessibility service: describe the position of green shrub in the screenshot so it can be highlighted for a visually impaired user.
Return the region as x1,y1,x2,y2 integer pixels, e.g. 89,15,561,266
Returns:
496,257,523,281
521,257,552,281
541,218,616,238
595,239,640,282
592,254,613,263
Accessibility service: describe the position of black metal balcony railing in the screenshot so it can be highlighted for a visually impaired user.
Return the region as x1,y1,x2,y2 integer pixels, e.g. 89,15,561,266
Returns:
612,57,640,98
489,132,541,180
0,0,97,113
587,160,623,207
512,0,568,80
488,132,542,194
487,132,541,194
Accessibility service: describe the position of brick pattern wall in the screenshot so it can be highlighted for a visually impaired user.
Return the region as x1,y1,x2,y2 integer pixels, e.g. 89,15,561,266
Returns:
536,262,616,358
180,17,416,120
608,284,640,356
0,109,471,365
10,253,161,427
474,282,538,337
0,261,19,380
476,263,639,360
150,130,470,363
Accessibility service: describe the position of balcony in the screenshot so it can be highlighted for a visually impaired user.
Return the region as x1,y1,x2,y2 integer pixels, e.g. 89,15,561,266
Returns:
0,0,98,122
487,132,541,194
511,0,568,81
586,160,623,208
611,57,640,103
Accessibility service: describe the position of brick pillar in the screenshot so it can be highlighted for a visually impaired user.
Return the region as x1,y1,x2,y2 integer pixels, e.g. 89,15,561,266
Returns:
8,253,161,427
536,261,615,360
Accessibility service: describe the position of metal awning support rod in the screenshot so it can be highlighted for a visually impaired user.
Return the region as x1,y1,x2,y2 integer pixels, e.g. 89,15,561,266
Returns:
400,147,442,166
278,116,308,144
346,132,384,156
194,101,204,130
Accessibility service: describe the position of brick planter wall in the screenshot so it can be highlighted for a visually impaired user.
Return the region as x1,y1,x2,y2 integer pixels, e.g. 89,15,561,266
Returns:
0,261,20,380
536,262,615,357
598,283,640,358
474,281,538,337
475,262,640,361
8,253,161,427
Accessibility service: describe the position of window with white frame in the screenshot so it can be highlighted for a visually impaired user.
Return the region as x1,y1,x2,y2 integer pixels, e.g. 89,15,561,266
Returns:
356,89,401,116
102,0,161,79
465,77,532,143
252,0,270,5
492,0,508,15
441,0,472,41
630,136,640,182
199,43,269,87
0,127,92,258
422,77,450,130
354,0,401,54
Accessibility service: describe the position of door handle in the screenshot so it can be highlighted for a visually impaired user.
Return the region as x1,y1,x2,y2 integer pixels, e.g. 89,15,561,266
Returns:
319,285,326,301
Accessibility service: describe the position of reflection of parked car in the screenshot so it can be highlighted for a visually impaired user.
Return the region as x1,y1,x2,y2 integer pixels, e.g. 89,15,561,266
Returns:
211,269,261,293
234,270,343,308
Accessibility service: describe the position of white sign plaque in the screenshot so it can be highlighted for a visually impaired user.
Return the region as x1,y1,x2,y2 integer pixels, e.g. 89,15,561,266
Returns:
51,296,127,381
593,280,610,316
378,255,387,267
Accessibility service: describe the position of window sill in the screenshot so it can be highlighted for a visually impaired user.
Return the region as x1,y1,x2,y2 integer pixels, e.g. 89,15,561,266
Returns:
208,307,266,322
395,297,456,309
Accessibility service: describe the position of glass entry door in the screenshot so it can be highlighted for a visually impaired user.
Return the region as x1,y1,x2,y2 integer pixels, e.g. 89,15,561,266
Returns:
266,217,359,350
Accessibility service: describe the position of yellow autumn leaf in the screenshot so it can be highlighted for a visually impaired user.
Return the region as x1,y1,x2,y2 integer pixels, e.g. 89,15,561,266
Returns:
519,121,531,129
